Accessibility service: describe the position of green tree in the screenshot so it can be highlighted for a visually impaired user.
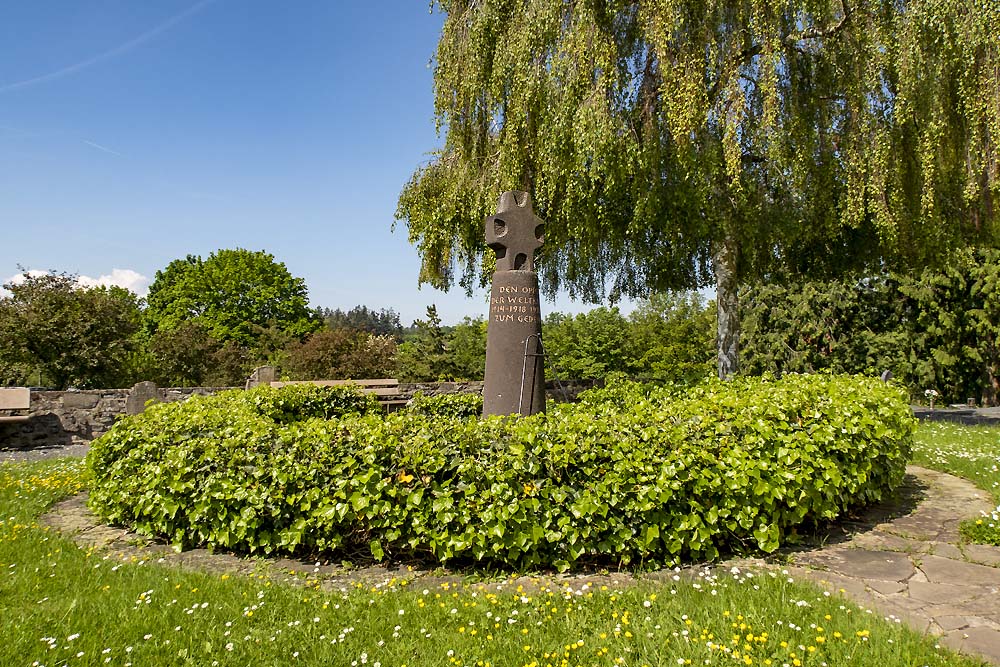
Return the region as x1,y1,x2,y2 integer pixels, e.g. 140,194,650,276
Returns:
204,343,253,387
741,277,908,377
627,292,715,384
0,294,33,386
973,254,1000,406
147,322,212,387
448,316,488,380
740,249,1000,405
321,306,403,339
543,308,631,380
0,357,32,387
282,329,397,380
397,0,999,379
144,249,321,348
0,272,141,389
396,305,458,382
147,319,227,387
897,250,1000,406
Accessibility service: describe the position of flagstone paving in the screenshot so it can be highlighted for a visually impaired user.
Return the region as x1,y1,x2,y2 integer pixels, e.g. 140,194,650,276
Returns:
28,460,1000,666
761,466,1000,665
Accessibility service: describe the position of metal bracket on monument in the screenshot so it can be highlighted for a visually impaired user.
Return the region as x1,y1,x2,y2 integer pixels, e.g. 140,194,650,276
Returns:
518,333,545,415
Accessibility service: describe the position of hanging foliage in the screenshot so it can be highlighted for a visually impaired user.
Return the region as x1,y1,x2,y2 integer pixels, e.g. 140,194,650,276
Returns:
398,0,999,332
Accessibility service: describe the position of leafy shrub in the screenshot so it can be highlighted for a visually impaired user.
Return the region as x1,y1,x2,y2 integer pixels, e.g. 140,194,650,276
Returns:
87,375,914,571
406,392,483,418
281,329,397,381
575,374,684,411
241,383,380,422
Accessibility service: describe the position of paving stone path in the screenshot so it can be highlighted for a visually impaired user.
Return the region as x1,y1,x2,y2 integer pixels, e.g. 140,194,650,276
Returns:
770,466,1000,665
30,463,1000,666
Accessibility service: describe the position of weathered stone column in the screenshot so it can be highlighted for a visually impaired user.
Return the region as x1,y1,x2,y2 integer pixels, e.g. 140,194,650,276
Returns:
483,191,546,416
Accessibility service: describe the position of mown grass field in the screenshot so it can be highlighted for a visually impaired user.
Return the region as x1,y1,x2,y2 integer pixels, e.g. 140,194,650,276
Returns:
0,420,995,667
912,421,1000,544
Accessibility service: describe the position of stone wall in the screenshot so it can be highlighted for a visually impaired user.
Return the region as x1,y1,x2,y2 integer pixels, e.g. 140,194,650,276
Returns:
0,386,236,451
0,379,598,452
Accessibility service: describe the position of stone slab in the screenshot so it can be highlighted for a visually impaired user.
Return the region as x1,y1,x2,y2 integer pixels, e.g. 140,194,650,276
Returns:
866,579,907,595
60,392,100,409
919,555,1000,587
801,569,870,597
908,580,983,605
820,548,918,582
963,544,1000,568
76,525,128,548
125,381,162,415
871,600,934,634
956,596,1000,617
928,541,966,560
852,531,930,553
943,626,1000,664
937,615,975,632
0,387,30,410
887,512,953,541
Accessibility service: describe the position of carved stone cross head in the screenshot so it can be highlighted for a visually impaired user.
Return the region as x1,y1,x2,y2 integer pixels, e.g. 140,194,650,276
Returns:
485,191,544,273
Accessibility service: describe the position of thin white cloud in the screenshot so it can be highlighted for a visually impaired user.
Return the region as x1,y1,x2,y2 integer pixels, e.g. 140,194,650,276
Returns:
77,269,150,295
0,0,217,95
3,268,149,296
2,269,48,288
83,140,123,157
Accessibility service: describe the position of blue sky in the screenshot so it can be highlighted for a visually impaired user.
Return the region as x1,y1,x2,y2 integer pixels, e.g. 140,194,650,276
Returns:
0,1,620,325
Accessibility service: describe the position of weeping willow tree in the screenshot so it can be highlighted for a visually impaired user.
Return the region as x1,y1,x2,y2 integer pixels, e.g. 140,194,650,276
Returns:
397,0,999,378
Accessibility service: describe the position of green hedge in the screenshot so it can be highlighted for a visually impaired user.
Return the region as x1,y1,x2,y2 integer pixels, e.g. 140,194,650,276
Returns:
241,383,381,422
406,392,483,418
86,375,914,571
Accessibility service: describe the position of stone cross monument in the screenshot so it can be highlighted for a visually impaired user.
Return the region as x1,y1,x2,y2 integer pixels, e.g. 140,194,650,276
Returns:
482,191,546,416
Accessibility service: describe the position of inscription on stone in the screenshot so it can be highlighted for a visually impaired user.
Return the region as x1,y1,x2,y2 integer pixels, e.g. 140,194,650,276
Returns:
482,191,546,417
490,285,540,323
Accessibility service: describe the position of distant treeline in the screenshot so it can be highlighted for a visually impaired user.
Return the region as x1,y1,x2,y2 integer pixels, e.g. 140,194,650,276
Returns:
4,247,997,405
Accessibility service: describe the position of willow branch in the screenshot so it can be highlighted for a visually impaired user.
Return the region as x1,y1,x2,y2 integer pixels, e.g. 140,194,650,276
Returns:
788,0,853,43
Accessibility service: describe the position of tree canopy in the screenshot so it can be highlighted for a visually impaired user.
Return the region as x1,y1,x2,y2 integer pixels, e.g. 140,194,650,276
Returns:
282,329,397,381
397,0,999,374
542,293,714,382
321,305,403,339
0,273,141,389
146,320,250,387
741,248,1000,405
144,248,321,347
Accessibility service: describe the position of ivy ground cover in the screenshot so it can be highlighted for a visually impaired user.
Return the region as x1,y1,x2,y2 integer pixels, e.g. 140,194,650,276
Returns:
0,458,989,667
87,375,914,571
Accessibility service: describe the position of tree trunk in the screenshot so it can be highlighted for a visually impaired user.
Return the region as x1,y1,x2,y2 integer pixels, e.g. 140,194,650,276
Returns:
985,351,998,407
714,237,739,380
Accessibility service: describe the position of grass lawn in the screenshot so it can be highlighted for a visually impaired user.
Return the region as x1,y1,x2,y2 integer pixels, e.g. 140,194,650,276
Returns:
1,456,991,667
912,421,1000,544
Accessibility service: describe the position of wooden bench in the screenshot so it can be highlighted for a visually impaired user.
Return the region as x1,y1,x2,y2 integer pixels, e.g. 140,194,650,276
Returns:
0,387,31,423
269,379,409,411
